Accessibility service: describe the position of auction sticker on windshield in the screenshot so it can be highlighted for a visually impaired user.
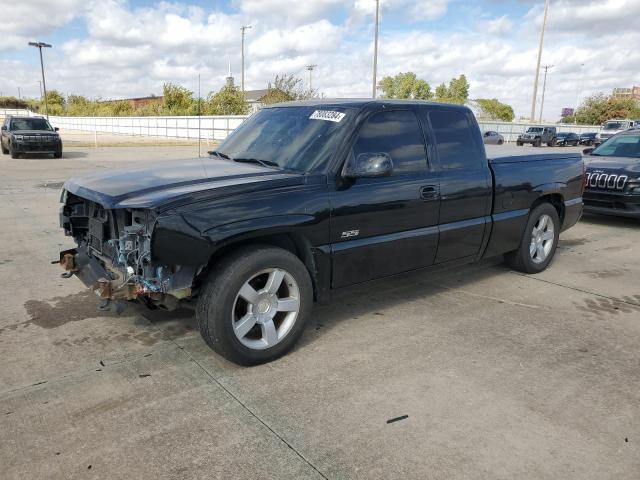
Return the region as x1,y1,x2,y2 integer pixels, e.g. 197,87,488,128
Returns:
309,110,346,122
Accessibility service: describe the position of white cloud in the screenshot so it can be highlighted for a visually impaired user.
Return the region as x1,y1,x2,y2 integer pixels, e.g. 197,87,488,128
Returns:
1,0,639,122
0,0,86,50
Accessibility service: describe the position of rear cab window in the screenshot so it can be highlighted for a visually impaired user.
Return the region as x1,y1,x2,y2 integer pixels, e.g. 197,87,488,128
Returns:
428,108,484,170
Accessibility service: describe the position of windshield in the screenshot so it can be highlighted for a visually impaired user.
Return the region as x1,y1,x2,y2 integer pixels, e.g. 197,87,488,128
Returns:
526,127,543,133
10,117,54,131
603,121,628,131
557,133,569,137
592,134,640,158
215,106,354,173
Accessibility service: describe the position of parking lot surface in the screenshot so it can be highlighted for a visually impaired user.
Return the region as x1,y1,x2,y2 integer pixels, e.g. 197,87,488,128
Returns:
1,145,639,479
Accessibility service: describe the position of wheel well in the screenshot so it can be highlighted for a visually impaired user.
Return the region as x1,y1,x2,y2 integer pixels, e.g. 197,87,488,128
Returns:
196,233,318,301
531,194,565,226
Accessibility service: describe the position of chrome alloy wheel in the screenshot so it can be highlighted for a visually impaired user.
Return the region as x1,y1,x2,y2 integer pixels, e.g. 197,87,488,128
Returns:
529,214,555,264
232,268,301,350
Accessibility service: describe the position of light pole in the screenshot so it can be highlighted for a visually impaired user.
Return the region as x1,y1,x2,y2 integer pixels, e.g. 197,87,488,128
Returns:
306,64,317,93
372,0,380,98
539,64,553,123
29,41,52,119
17,87,21,100
530,0,550,122
240,25,251,92
574,62,585,124
37,81,42,100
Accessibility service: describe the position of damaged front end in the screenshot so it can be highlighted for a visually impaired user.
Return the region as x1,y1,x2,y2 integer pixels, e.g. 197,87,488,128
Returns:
57,190,198,312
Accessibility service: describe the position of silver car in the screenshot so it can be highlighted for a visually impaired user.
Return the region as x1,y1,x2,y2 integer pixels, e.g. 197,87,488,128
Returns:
483,130,504,145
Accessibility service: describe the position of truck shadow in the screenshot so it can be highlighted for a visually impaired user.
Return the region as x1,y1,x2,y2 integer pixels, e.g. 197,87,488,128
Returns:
297,259,504,350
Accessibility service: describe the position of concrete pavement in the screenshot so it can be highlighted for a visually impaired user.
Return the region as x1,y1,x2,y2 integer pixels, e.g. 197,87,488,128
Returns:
1,145,639,479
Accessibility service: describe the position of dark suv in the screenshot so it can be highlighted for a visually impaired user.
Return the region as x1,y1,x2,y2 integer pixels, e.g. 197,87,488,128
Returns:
517,126,557,147
1,116,62,158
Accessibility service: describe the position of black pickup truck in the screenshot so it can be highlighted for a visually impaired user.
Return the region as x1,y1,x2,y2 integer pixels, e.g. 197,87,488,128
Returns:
58,100,584,364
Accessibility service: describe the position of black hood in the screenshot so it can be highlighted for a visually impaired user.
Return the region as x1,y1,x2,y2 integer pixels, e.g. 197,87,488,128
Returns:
63,158,305,210
585,156,640,176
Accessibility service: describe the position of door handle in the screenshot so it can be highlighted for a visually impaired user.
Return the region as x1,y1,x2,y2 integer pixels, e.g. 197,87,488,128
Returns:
420,185,439,201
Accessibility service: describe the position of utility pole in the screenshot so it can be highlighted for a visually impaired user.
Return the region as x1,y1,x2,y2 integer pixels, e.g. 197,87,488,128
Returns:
29,41,52,119
38,81,42,100
539,64,553,123
240,25,251,92
574,62,585,124
17,87,21,99
372,0,380,98
306,64,317,93
530,0,550,122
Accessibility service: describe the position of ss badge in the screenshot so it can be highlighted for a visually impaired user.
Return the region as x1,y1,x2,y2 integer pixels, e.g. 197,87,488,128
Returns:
341,230,360,239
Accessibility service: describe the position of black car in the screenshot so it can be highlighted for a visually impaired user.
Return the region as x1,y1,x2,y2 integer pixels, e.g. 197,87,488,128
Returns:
1,115,62,159
583,128,640,218
555,132,580,147
579,132,598,146
56,100,583,365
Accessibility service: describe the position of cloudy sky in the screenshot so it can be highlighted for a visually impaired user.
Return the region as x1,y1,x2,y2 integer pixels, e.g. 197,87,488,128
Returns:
0,0,638,121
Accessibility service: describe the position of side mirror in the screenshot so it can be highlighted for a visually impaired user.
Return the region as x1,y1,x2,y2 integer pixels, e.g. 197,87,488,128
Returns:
345,152,393,178
583,148,594,155
54,127,59,131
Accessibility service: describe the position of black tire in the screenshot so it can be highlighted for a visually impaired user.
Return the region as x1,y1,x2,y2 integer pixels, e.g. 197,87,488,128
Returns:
1,142,7,154
504,203,560,274
549,138,557,147
534,138,542,147
53,149,62,158
9,143,19,159
516,141,523,146
196,245,313,365
498,139,504,145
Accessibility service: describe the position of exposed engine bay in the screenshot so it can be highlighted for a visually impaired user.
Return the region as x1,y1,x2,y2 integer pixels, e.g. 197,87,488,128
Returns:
58,190,198,311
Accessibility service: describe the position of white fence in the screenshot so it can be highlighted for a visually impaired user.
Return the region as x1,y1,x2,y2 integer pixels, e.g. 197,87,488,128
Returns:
48,115,247,141
1,109,601,143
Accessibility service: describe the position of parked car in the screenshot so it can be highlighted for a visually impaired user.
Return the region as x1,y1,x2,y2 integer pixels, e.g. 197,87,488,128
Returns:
1,115,62,159
596,119,638,145
555,132,580,147
483,130,504,145
583,128,640,219
579,132,598,146
517,126,558,147
57,100,584,365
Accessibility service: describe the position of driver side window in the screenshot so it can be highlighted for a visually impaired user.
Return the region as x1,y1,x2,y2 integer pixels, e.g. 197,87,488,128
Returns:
352,110,428,174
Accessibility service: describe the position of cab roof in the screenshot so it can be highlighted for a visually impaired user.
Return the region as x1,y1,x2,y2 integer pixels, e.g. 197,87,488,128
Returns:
266,98,472,113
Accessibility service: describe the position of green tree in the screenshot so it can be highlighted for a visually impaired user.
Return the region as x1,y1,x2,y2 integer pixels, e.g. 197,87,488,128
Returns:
378,72,432,100
434,75,470,104
205,85,250,115
161,82,195,115
474,98,515,121
569,94,640,125
261,74,315,105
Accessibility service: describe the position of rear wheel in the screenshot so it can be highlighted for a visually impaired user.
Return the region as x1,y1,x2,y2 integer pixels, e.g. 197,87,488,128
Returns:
534,138,542,147
505,203,560,274
498,139,504,145
548,138,557,147
196,245,313,365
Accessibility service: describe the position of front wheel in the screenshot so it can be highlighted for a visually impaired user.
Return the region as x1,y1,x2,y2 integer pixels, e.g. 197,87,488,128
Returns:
53,149,62,158
504,203,560,274
9,143,19,159
534,138,542,147
498,139,504,145
196,245,313,365
1,142,8,154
